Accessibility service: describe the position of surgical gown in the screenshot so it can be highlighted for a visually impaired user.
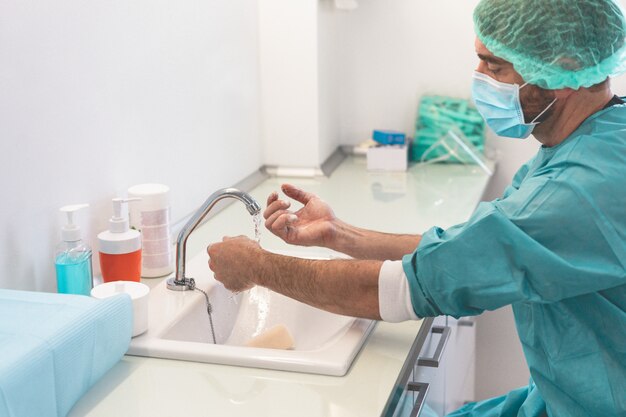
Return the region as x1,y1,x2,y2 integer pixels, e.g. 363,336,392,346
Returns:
403,104,626,416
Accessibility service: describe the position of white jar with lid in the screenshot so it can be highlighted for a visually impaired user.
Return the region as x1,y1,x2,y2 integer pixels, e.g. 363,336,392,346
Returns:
91,281,150,337
128,184,173,277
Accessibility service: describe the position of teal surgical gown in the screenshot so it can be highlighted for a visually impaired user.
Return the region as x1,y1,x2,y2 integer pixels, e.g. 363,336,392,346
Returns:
403,104,626,416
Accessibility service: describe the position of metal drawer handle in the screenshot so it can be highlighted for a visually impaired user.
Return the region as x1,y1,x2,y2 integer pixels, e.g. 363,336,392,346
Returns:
457,319,475,327
417,325,451,368
406,382,429,417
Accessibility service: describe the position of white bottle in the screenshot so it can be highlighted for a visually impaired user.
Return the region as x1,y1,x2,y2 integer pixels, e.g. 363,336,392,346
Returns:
97,198,142,283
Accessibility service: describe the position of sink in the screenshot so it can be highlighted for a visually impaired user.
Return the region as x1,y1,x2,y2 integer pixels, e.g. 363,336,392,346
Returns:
127,250,375,376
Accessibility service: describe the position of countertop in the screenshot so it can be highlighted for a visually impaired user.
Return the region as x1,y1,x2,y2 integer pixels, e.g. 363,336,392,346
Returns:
68,155,492,417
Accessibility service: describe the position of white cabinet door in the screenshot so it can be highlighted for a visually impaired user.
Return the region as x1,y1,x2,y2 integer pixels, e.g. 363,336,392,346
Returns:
414,316,449,416
444,316,476,414
391,315,475,417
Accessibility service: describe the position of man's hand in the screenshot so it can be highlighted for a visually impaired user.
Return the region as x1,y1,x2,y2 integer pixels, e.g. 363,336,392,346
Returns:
207,236,264,293
264,184,338,248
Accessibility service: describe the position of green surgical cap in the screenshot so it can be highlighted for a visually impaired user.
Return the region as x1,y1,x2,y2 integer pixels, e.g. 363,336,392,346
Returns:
474,0,626,90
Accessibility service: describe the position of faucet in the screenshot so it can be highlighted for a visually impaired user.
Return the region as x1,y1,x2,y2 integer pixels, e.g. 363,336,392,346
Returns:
166,188,262,291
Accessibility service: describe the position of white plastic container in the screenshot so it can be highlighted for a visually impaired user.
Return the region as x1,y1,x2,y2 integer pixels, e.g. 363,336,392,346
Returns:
127,184,173,278
97,198,142,283
91,281,150,337
367,144,408,172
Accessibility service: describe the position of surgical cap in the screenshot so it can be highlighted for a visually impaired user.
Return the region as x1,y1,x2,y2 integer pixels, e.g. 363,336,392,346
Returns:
474,0,626,90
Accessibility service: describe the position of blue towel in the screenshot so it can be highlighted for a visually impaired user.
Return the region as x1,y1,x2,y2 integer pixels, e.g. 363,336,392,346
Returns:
0,289,132,417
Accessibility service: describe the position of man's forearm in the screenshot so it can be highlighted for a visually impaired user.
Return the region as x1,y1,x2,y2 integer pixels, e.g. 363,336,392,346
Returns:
329,220,421,260
256,252,383,320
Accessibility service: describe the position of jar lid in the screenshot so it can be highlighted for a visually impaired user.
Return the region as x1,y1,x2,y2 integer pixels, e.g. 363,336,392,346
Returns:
127,184,170,211
91,280,149,300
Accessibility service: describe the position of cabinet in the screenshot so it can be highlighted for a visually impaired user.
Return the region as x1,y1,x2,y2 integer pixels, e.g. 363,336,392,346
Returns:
383,315,476,417
444,316,476,412
416,316,449,416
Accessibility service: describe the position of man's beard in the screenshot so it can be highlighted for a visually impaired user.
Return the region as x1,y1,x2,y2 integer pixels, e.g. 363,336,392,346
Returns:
521,87,556,124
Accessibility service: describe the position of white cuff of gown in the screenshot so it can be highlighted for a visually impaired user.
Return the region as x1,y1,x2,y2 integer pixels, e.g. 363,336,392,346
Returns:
378,260,419,322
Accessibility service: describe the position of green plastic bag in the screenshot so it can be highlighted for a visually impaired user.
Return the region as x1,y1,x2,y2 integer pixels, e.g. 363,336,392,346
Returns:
411,96,485,162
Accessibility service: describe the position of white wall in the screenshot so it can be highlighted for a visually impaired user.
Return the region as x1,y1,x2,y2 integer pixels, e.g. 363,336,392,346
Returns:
317,0,343,164
333,0,542,200
336,0,479,143
258,0,320,168
258,0,342,170
0,0,262,292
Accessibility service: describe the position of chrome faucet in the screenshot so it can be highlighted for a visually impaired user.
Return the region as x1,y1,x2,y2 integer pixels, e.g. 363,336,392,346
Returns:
166,188,262,291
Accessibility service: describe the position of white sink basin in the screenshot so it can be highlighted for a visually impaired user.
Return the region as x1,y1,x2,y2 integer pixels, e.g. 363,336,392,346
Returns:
127,250,375,376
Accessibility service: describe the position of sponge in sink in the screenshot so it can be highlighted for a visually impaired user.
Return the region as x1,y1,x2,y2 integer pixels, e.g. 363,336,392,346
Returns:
0,289,132,417
244,324,295,350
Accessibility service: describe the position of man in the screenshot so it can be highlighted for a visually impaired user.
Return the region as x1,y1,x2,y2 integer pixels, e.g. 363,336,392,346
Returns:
208,0,626,415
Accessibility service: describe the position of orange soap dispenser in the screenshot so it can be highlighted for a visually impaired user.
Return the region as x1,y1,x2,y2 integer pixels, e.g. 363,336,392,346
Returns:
98,198,142,282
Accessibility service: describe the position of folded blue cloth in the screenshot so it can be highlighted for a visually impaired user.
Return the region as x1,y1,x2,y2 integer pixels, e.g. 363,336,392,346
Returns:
0,289,132,417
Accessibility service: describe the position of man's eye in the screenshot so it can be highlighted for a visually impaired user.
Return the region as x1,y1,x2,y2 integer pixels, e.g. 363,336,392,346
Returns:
489,67,501,75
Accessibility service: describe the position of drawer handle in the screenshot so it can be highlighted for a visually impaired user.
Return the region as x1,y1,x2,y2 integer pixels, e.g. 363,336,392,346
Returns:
417,325,451,368
458,319,475,327
406,382,429,417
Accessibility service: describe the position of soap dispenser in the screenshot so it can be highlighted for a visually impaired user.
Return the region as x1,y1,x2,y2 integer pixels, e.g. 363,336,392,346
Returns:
55,204,93,295
98,198,142,283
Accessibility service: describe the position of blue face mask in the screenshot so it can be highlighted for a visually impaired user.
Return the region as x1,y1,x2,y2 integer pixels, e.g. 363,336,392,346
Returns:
472,71,557,139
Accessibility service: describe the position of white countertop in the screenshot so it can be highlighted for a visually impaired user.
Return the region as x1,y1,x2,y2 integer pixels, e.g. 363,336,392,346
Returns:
68,156,491,417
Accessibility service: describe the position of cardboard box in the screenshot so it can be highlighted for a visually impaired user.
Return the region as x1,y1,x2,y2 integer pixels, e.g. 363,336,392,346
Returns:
366,145,408,171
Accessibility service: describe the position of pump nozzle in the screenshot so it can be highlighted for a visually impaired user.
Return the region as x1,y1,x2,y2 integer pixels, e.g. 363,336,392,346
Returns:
109,198,141,233
60,204,89,242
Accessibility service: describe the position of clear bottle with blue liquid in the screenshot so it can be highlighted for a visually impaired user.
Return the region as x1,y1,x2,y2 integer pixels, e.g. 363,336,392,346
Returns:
55,204,93,295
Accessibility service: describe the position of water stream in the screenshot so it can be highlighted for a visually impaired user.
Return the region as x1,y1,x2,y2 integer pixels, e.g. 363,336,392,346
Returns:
224,212,273,342
253,212,262,244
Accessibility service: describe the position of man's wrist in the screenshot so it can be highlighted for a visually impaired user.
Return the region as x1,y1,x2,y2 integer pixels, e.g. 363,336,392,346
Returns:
253,249,274,288
327,219,354,253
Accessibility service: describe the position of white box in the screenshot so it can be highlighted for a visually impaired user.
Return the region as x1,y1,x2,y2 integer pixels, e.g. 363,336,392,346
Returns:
366,145,408,171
